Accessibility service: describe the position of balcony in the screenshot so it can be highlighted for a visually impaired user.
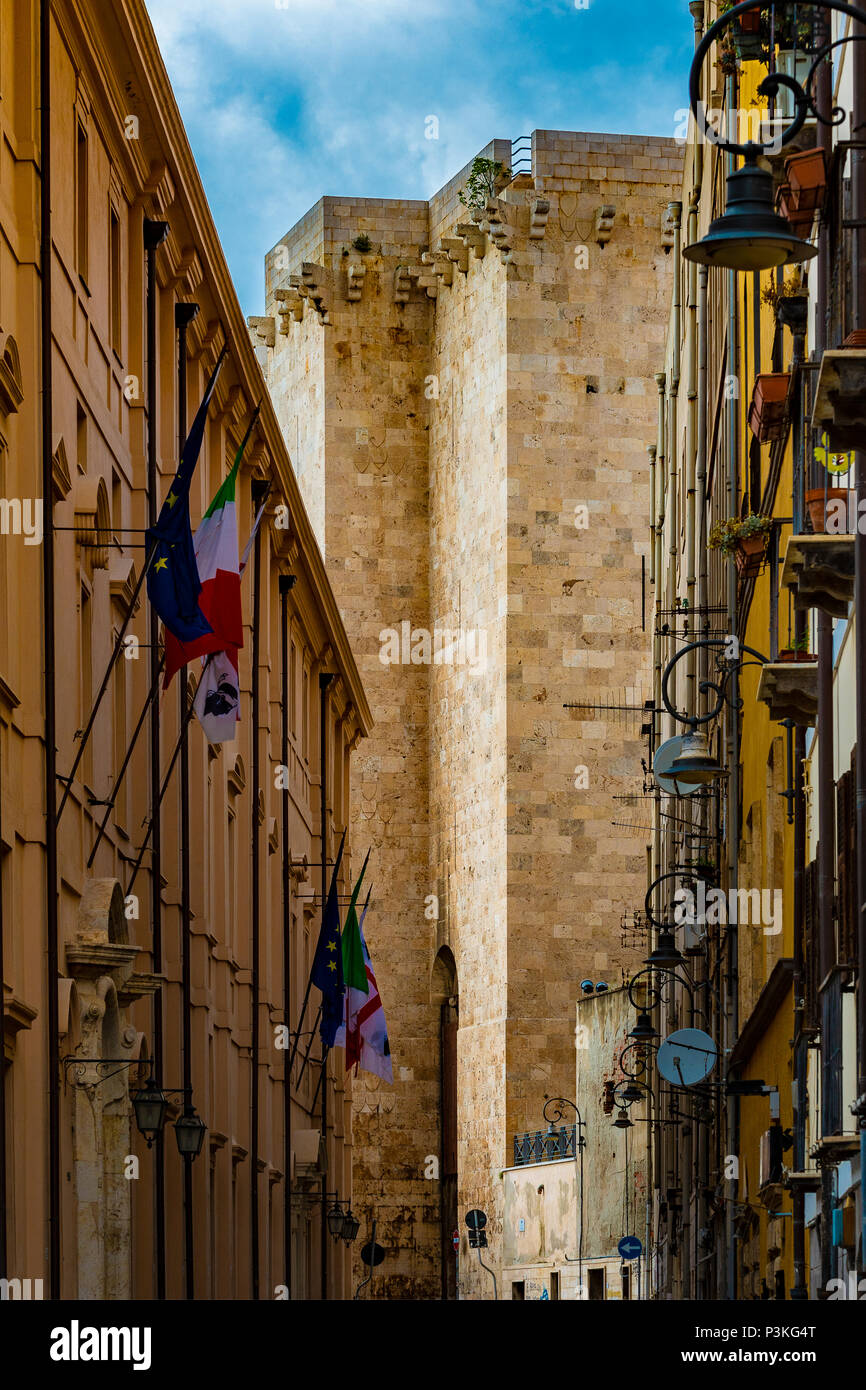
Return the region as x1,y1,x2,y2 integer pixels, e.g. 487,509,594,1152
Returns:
781,534,855,619
513,1124,576,1167
756,658,818,725
812,347,866,450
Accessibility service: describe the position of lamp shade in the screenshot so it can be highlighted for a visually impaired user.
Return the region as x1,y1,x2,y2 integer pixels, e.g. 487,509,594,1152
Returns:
327,1202,346,1240
613,1110,633,1129
131,1076,169,1147
174,1106,206,1158
341,1208,361,1243
683,156,818,271
620,1083,644,1105
645,929,685,967
629,1011,659,1042
670,732,727,786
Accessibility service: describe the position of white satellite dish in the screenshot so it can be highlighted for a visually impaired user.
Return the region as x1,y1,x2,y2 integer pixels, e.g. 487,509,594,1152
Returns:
653,737,695,797
657,1028,717,1087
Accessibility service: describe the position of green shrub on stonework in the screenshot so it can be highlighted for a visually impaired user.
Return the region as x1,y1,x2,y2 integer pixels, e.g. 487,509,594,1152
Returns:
458,157,511,210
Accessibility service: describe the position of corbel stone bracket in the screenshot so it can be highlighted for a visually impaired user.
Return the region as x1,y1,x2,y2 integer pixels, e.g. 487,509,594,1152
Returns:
529,197,550,240
274,286,305,331
455,222,487,259
421,249,454,287
440,237,469,274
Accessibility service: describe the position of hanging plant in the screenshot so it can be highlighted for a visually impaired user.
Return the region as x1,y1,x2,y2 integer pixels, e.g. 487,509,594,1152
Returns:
708,514,772,557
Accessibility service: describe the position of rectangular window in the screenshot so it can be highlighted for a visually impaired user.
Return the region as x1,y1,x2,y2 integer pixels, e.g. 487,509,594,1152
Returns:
622,1265,631,1300
588,1267,605,1301
290,640,297,737
550,1271,560,1301
76,124,89,282
76,404,87,475
109,207,121,352
511,1281,525,1300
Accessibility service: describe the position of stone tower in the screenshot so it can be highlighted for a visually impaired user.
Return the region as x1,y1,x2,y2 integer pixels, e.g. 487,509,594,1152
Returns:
253,130,682,1298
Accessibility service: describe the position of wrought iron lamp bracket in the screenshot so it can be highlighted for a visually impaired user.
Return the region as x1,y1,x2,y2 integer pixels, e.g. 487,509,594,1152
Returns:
689,1,866,159
661,637,769,731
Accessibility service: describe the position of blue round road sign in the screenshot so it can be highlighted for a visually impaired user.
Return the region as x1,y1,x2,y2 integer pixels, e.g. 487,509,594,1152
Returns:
618,1236,642,1260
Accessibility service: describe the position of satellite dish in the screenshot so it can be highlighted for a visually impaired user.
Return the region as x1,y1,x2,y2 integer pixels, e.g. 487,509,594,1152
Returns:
653,737,696,797
657,1028,717,1087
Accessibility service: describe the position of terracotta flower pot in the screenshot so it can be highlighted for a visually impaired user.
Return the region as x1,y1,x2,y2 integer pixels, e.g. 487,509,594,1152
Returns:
805,487,850,533
735,532,767,577
777,184,813,233
749,372,790,442
785,149,827,214
778,649,817,663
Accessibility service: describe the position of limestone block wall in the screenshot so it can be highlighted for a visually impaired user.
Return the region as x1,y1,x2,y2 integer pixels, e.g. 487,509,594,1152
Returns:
263,129,681,1300
265,196,441,1299
502,132,681,1150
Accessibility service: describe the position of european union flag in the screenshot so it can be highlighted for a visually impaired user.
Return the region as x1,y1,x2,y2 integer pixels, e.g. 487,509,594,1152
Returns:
145,348,226,644
312,828,347,1050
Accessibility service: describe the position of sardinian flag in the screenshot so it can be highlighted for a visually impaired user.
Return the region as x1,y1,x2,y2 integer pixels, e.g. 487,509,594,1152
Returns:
192,491,268,744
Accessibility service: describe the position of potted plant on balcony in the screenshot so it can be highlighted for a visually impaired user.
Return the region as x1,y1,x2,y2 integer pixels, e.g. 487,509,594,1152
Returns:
708,514,772,577
778,633,816,663
718,0,764,58
805,484,851,533
749,372,791,442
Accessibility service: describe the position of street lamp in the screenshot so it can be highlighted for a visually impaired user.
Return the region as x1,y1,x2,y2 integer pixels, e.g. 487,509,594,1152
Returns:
327,1200,347,1241
681,1,866,271
341,1208,361,1244
174,1105,206,1158
131,1075,169,1148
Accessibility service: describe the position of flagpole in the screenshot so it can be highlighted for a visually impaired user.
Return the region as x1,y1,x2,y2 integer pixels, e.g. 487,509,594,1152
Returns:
144,214,170,1301
124,654,214,898
176,300,199,1301
279,572,296,1299
86,653,165,868
55,547,157,824
319,672,334,1302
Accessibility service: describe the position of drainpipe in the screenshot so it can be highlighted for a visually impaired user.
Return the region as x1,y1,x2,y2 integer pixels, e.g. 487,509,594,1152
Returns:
814,35,836,1295
251,476,268,1299
852,11,866,1285
144,214,169,1300
319,670,334,1301
724,72,741,1304
176,300,199,1300
39,0,61,1300
279,573,297,1298
667,207,682,741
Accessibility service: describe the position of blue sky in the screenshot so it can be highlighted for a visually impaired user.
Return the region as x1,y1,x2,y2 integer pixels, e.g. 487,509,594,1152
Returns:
144,0,695,315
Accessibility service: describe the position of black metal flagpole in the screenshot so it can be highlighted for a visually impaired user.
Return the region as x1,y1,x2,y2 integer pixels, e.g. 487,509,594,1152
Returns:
55,550,157,824
86,653,165,868
176,300,199,1300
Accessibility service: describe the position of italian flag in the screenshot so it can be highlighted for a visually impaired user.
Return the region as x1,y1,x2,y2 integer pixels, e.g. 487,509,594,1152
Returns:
163,411,258,689
334,864,393,1083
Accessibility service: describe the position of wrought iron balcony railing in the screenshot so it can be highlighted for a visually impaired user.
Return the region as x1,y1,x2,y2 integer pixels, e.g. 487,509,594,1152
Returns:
513,1124,576,1167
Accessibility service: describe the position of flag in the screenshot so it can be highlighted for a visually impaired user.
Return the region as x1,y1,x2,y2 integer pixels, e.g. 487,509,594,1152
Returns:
191,492,269,744
162,405,260,688
340,851,371,994
311,829,346,1050
145,348,225,643
335,889,392,1083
